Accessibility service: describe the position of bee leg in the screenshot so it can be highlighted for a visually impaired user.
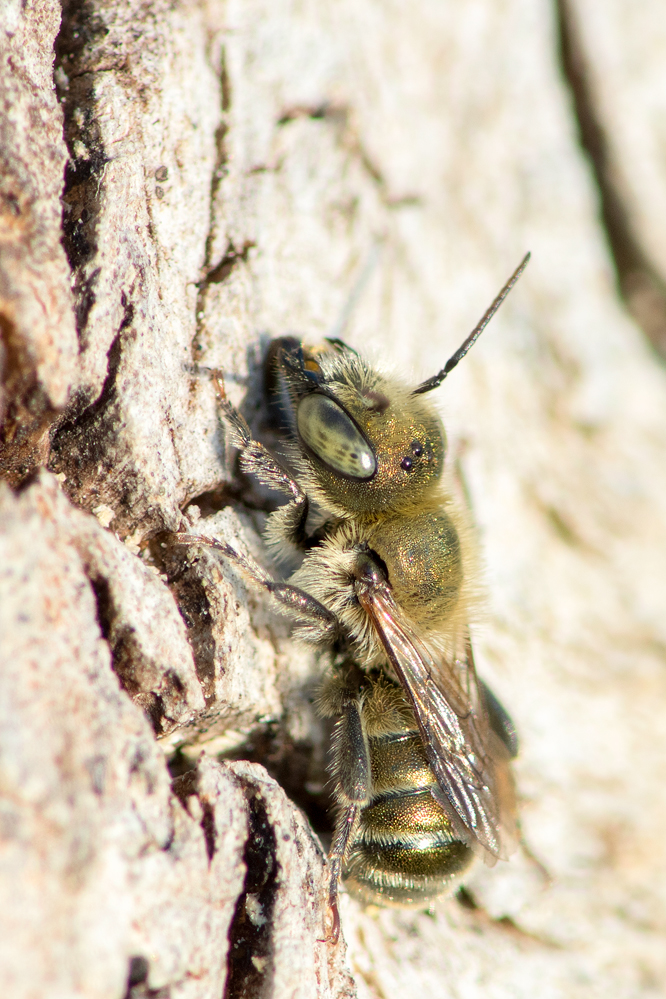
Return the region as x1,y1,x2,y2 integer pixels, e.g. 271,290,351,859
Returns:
464,638,519,759
219,397,310,549
171,534,339,642
478,679,519,759
325,804,359,944
324,695,371,943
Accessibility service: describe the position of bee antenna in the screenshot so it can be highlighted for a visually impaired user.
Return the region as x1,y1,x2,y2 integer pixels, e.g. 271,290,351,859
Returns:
412,252,531,396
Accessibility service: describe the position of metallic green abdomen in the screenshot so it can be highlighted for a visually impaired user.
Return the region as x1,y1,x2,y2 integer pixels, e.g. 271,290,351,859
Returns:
343,731,473,905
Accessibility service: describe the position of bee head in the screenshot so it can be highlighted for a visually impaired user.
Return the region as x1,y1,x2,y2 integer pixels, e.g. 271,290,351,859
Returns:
265,256,530,515
269,339,446,514
298,382,445,514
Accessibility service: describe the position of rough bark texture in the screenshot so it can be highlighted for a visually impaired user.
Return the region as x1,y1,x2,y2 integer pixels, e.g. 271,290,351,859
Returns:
1,1,666,997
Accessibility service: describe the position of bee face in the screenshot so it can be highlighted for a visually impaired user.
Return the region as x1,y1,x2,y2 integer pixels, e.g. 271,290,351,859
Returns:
271,338,446,515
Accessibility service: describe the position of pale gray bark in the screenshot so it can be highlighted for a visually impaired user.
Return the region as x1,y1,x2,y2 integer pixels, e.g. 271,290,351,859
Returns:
1,1,666,997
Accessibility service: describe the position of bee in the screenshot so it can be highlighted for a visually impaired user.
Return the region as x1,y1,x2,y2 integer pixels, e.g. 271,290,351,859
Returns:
174,253,529,940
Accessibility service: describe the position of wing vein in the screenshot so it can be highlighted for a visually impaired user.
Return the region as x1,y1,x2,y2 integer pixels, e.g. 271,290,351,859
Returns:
358,585,515,860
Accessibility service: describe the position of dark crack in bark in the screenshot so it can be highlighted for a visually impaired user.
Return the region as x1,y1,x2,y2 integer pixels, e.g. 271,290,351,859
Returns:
219,725,334,844
55,1,111,345
0,314,56,485
170,769,219,868
48,326,126,487
87,567,188,736
224,787,279,999
557,0,666,359
151,536,218,706
123,955,171,999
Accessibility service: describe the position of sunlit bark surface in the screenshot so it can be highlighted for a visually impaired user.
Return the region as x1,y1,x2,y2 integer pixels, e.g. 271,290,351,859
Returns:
1,1,666,996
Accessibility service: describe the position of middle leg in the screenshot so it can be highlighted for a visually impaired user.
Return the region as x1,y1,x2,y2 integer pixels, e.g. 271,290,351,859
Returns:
172,533,340,644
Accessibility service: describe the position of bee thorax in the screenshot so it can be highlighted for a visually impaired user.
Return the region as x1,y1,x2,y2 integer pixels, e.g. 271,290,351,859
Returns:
367,511,463,627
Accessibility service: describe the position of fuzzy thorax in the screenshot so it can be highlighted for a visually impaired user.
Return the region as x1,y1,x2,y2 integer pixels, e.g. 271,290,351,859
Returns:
288,490,479,667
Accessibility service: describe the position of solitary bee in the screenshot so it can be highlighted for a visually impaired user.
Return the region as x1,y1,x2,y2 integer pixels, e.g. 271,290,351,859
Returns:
175,254,528,939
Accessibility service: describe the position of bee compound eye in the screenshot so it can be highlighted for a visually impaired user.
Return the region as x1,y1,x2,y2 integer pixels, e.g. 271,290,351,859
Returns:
297,393,377,480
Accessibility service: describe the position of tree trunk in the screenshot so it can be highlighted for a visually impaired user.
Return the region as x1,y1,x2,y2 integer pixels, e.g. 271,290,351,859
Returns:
2,1,666,997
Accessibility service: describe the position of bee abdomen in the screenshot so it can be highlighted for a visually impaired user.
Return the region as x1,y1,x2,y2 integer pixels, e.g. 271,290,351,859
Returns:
347,837,471,881
345,807,472,905
369,732,436,793
343,730,474,905
359,788,452,840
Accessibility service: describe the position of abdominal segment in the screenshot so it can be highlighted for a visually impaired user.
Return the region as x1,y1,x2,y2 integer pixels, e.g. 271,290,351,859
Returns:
343,727,474,906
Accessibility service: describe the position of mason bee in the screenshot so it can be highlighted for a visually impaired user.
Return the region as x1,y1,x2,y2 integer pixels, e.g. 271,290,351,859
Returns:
175,253,529,939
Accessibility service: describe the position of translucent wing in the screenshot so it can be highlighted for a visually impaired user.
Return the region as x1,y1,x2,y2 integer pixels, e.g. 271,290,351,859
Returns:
358,585,516,861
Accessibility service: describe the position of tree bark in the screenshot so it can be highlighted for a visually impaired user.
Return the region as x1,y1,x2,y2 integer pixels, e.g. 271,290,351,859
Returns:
2,1,666,997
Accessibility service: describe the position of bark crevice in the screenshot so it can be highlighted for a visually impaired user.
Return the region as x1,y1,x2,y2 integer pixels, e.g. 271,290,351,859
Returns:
556,0,666,357
224,786,279,999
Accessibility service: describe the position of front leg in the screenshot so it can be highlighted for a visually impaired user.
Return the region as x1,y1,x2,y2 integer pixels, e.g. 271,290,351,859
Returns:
219,396,311,552
172,534,340,644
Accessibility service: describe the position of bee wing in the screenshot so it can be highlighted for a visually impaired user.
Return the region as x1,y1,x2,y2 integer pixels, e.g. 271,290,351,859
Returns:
358,586,516,862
